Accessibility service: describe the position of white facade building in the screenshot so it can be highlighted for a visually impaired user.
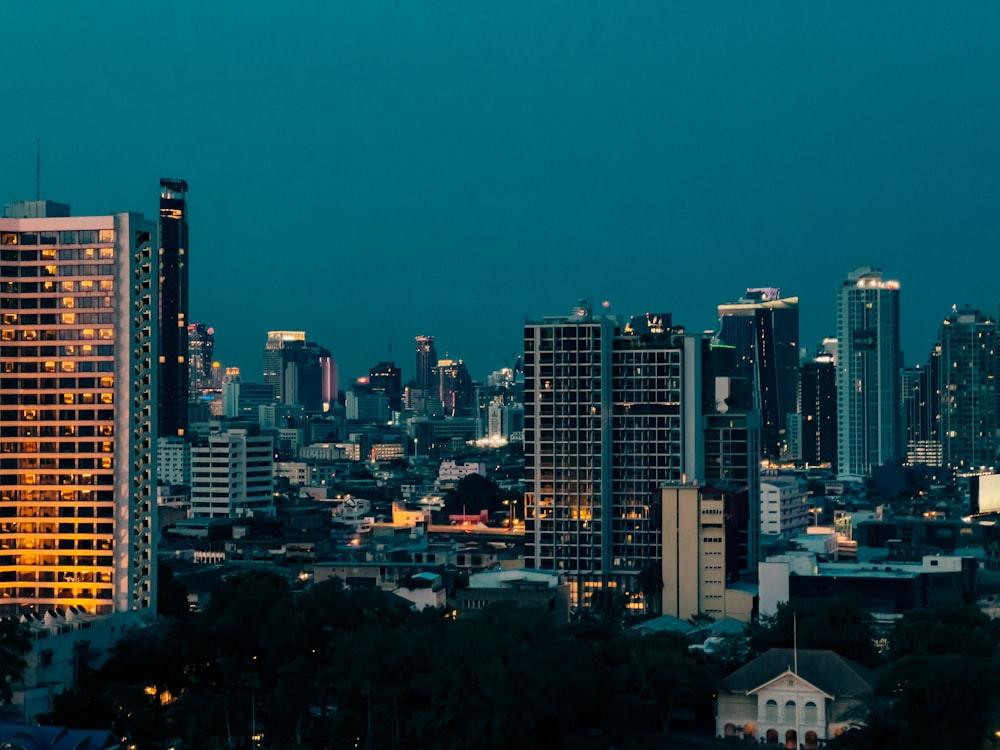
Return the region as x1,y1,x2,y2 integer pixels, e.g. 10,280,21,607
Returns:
760,474,810,537
190,429,274,518
836,267,901,477
157,436,190,486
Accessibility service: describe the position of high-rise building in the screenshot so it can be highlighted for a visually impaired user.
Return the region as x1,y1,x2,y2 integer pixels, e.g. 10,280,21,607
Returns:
368,361,402,412
523,303,703,613
836,267,902,477
0,201,157,616
158,179,189,438
262,331,333,411
187,323,215,393
938,307,997,472
800,349,838,468
716,288,799,460
901,355,941,467
434,358,473,417
414,335,436,392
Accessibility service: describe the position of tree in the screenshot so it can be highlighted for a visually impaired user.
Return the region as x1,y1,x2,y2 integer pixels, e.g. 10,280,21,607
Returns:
443,474,507,516
748,595,880,667
0,618,31,704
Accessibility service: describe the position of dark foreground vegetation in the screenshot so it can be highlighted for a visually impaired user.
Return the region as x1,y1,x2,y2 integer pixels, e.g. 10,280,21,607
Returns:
34,570,1000,750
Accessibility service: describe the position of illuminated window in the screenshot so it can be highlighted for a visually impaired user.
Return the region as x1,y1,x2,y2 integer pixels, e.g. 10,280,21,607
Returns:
98,230,114,244
62,298,75,309
23,330,37,341
81,329,95,340
0,234,18,245
43,362,56,373
99,247,113,259
99,376,113,388
61,282,74,292
61,313,75,324
1,331,13,342
99,280,112,291
2,314,16,325
41,249,56,259
60,362,76,373
98,329,112,340
83,248,95,259
43,265,57,277
100,393,112,404
62,394,75,404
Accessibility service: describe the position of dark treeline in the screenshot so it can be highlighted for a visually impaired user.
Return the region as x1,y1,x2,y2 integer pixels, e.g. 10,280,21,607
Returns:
39,572,1000,750
41,570,719,750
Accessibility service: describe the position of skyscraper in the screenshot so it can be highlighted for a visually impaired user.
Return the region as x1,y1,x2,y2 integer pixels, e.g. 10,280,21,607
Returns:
187,323,215,393
836,266,902,477
716,288,799,460
158,178,189,438
800,347,838,468
0,201,157,616
523,303,703,613
938,307,997,472
414,335,436,392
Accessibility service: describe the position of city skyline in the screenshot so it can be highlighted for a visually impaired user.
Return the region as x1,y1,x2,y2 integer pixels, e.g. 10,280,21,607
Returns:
2,3,999,381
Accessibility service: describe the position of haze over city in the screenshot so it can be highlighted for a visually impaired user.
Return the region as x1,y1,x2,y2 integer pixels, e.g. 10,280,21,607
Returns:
3,2,999,381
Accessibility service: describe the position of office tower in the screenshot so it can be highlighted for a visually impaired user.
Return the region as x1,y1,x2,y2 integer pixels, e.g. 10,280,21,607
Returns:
189,429,274,518
0,201,157,616
262,331,333,411
938,307,997,472
187,323,215,393
523,303,703,613
836,267,902,477
434,358,473,417
901,355,942,466
800,349,838,467
717,288,799,460
158,179,189,438
414,335,436,392
368,361,402,412
157,436,190,487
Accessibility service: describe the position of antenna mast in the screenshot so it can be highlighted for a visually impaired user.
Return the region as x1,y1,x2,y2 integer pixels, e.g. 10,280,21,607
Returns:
36,139,40,201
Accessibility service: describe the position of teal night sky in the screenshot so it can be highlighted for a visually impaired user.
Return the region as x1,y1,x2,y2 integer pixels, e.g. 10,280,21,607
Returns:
2,2,998,381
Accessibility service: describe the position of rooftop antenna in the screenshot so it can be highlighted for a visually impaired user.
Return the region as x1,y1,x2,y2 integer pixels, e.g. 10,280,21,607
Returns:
35,139,40,201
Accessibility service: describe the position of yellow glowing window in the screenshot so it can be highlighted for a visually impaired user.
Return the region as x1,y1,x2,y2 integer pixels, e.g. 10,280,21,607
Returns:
100,393,112,404
99,376,113,387
60,362,75,373
80,280,93,291
98,426,113,436
61,313,75,324
83,248,95,259
62,298,75,309
81,329,95,340
99,247,113,259
99,280,112,291
81,394,94,404
43,265,57,276
23,330,37,341
99,230,114,243
2,314,16,325
43,362,56,373
100,457,112,469
23,409,36,420
1,331,13,342
61,282,74,292
41,249,56,259
100,442,112,452
98,329,113,340
23,474,36,485
43,281,54,291
62,394,74,404
64,346,76,356
82,345,92,354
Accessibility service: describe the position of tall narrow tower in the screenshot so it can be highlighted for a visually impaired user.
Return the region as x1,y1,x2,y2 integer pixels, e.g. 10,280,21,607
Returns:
0,201,158,616
158,178,189,437
836,267,902,477
414,335,436,392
